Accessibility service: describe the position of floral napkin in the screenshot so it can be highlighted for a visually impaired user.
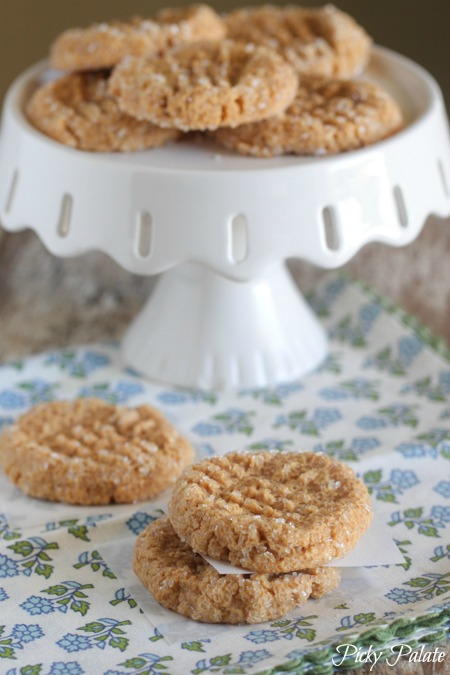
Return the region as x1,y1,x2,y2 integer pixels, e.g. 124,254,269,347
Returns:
0,276,448,675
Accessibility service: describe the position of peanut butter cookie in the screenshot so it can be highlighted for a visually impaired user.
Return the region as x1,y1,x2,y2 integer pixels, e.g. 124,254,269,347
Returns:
26,72,179,151
169,451,372,573
50,4,225,71
134,517,341,623
213,77,403,157
108,40,298,131
225,4,371,78
0,399,194,505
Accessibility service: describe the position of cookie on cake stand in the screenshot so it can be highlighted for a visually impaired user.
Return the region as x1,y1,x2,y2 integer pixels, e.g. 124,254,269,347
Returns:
0,47,449,389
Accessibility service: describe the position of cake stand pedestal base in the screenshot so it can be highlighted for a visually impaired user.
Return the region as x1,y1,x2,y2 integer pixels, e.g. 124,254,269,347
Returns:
122,262,327,390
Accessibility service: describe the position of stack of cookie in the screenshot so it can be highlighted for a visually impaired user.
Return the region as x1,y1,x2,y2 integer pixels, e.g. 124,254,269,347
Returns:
0,399,373,624
134,451,373,624
26,3,403,156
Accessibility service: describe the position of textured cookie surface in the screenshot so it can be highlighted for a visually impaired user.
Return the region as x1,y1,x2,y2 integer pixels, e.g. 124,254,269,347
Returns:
50,4,225,71
214,77,403,157
108,40,298,131
0,399,194,505
225,4,371,78
169,451,372,572
26,72,179,151
134,517,341,624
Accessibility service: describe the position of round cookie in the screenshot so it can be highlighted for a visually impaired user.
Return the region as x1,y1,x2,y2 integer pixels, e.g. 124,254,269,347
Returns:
134,517,341,624
108,40,298,131
155,4,225,41
213,77,403,157
26,72,179,152
0,399,194,505
225,4,371,78
169,451,372,573
50,4,225,71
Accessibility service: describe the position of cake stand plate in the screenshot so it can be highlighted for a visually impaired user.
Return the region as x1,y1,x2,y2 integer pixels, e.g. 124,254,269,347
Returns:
0,47,449,388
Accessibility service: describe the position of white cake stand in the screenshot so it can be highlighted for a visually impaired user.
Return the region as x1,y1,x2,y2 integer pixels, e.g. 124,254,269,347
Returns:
0,47,449,389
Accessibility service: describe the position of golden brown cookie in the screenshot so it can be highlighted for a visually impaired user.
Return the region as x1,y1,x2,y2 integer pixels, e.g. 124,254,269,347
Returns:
134,517,341,624
0,399,194,505
155,4,225,41
169,451,372,573
213,77,403,157
50,4,225,71
108,40,298,131
225,4,371,78
26,71,179,151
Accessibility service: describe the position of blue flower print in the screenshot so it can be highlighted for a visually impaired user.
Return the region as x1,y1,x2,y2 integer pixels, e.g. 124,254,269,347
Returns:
245,618,317,644
57,619,131,653
319,378,380,401
44,514,112,543
314,437,380,462
245,629,281,644
190,650,270,674
6,535,58,578
390,469,420,491
313,408,342,427
314,352,342,375
0,389,26,409
274,408,341,436
78,381,144,404
364,335,423,376
0,587,8,601
237,650,271,665
73,551,116,579
21,581,93,617
0,379,58,410
126,510,164,536
386,573,450,604
157,388,217,405
335,612,379,632
307,277,348,317
49,662,85,675
357,404,418,430
401,370,450,402
57,633,92,652
430,544,450,562
434,481,450,499
0,623,44,659
329,302,381,348
389,505,450,536
430,505,450,524
193,409,256,436
21,595,54,615
45,349,110,377
396,429,450,460
0,553,19,578
104,653,173,675
11,623,44,643
386,588,423,604
239,382,303,406
398,336,423,363
110,588,137,610
352,437,381,453
363,468,419,503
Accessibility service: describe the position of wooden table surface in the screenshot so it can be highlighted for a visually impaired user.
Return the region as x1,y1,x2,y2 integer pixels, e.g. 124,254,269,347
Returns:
0,219,449,673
